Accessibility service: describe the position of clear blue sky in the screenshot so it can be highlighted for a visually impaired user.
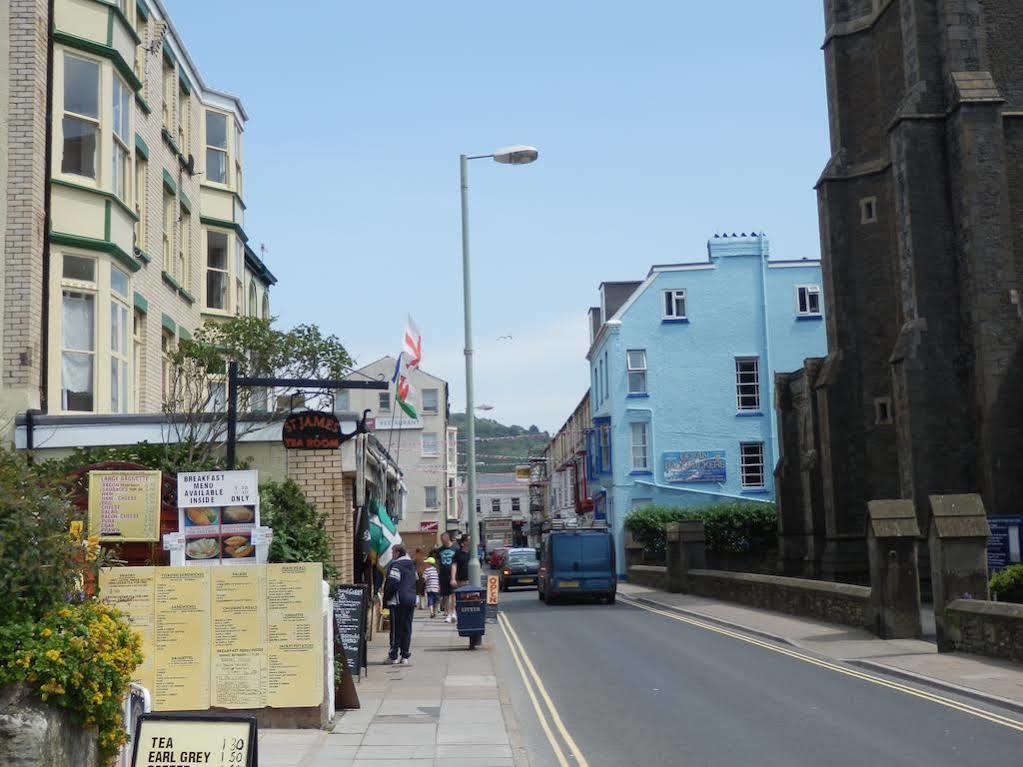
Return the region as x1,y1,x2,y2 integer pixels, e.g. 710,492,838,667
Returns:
167,1,829,432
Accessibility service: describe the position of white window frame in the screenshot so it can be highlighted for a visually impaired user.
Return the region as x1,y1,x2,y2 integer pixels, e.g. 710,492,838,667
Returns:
795,285,822,317
161,328,175,405
422,388,439,414
421,431,439,457
112,75,131,202
132,307,144,412
162,190,174,273
424,486,439,509
205,230,229,311
110,266,131,413
248,281,257,317
740,442,765,488
378,392,391,412
627,349,647,394
60,256,99,412
178,209,190,289
205,110,229,185
735,357,761,412
134,157,147,251
162,58,174,131
61,53,100,180
511,497,521,513
630,421,650,471
491,498,501,515
663,289,687,319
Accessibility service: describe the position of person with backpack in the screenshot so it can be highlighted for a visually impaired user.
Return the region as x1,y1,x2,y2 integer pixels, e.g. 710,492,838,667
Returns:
383,544,418,664
423,557,441,618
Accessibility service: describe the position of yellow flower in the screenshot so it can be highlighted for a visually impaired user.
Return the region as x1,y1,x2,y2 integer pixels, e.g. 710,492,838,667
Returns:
58,608,71,618
69,520,83,541
40,628,52,638
44,649,61,662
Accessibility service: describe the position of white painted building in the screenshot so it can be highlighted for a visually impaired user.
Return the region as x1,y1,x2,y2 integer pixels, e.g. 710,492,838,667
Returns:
341,356,456,536
459,472,531,549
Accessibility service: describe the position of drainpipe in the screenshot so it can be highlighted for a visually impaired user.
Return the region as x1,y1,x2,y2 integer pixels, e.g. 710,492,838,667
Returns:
40,0,57,412
758,236,779,479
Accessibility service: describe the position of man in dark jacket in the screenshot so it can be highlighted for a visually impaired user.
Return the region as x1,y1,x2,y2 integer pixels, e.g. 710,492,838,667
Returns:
383,545,418,664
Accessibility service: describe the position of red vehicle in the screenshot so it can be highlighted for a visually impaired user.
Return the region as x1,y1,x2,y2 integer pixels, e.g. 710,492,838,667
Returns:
489,547,508,569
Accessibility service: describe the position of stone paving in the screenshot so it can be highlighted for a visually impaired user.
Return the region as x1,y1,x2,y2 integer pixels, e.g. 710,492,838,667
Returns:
618,582,1023,708
257,611,524,767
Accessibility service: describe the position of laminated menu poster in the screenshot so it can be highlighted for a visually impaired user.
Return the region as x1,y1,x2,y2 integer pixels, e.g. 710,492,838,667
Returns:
99,567,156,693
211,566,267,709
88,470,162,542
179,471,260,567
266,563,324,708
154,568,211,711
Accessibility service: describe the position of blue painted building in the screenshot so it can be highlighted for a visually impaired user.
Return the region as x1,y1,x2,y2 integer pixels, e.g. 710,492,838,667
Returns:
584,234,827,575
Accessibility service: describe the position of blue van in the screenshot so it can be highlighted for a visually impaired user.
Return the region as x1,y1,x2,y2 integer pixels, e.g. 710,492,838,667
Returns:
538,523,616,604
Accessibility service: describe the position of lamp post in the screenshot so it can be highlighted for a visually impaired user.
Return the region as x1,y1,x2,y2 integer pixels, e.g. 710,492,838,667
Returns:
460,145,538,585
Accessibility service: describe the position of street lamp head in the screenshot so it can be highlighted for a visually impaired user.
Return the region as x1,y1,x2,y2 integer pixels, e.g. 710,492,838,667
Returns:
492,145,539,165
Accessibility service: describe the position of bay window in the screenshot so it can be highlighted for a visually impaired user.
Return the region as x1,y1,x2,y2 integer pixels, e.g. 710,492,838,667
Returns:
235,240,244,314
61,256,97,411
205,111,228,184
206,231,229,310
134,158,147,251
62,54,100,178
110,267,130,413
112,76,131,201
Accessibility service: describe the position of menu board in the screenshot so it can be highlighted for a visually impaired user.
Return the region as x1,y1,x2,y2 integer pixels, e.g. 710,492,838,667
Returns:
154,568,211,711
102,563,322,712
178,471,260,567
99,567,156,692
88,471,162,542
211,566,267,709
266,563,324,708
131,714,255,767
333,584,367,679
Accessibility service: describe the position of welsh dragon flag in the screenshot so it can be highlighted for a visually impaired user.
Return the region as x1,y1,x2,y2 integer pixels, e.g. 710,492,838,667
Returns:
391,352,418,419
370,499,402,570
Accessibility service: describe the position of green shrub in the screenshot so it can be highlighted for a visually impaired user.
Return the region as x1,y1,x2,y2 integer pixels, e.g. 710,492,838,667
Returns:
990,564,1023,603
0,451,79,625
260,479,338,579
36,442,244,479
624,502,778,558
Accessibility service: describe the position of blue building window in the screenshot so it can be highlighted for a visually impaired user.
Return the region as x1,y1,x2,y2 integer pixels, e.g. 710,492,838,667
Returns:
630,422,650,472
627,349,647,394
663,289,687,320
735,357,760,412
795,285,822,317
740,441,765,488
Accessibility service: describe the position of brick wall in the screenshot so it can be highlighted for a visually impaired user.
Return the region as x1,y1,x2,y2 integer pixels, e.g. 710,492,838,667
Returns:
286,449,352,581
3,0,48,403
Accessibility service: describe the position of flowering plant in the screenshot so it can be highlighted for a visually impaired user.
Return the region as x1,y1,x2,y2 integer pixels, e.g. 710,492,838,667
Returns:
0,599,143,763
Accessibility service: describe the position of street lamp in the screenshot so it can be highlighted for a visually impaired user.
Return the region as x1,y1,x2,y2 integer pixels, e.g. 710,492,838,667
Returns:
460,144,538,585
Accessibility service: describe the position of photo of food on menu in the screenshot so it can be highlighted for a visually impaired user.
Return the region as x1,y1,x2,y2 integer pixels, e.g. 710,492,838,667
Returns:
182,504,257,564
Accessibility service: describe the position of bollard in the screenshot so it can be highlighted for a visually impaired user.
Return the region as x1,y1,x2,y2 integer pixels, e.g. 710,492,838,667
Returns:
866,500,921,639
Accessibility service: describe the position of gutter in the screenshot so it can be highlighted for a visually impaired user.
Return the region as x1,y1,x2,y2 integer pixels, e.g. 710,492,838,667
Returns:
41,0,56,411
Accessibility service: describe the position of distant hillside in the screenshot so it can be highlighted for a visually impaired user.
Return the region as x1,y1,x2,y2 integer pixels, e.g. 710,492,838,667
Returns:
449,414,550,474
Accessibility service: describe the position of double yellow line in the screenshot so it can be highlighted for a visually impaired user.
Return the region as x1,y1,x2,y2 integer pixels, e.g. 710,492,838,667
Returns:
498,612,590,767
619,594,1023,733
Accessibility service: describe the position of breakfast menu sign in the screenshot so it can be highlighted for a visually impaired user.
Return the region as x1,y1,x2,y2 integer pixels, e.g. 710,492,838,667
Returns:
177,471,260,566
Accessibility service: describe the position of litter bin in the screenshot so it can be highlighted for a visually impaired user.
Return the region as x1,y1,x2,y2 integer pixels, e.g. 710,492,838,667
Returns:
454,585,486,649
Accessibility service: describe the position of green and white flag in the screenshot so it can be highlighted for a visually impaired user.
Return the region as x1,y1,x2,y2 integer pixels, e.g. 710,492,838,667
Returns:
369,499,402,569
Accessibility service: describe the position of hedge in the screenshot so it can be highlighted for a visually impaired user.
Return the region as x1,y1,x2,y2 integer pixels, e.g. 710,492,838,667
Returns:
624,502,777,559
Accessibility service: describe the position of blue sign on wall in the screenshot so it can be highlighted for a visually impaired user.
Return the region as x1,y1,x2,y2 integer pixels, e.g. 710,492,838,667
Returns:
663,451,726,483
987,515,1023,572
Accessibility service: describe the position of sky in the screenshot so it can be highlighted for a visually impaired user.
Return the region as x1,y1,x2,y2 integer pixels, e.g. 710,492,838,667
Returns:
166,1,830,432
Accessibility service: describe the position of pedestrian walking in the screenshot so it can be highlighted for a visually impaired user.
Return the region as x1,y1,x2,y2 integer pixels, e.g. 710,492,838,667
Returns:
436,531,459,623
451,534,471,591
423,557,441,618
383,544,417,664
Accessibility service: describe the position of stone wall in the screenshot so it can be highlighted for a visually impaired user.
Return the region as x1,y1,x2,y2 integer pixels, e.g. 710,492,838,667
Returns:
944,599,1023,664
687,569,874,630
627,565,669,591
0,683,96,767
286,448,353,581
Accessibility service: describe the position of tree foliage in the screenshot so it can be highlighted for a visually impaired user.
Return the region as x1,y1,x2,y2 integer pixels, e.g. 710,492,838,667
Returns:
260,479,338,580
624,502,778,558
990,564,1023,603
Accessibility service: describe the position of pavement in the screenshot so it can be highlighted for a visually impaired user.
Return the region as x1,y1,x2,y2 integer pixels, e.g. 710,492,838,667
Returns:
257,607,526,767
617,582,1023,711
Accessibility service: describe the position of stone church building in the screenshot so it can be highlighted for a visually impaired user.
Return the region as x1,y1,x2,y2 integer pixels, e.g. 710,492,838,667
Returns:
775,0,1023,580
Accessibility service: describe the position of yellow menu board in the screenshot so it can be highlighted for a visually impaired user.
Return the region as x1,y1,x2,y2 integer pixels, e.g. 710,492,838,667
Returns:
154,568,211,711
266,563,324,708
99,567,156,692
132,715,254,767
211,566,267,709
88,470,162,542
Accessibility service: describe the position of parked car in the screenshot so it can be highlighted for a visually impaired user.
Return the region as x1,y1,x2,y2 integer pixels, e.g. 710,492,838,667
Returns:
500,548,540,590
539,525,616,604
489,547,509,569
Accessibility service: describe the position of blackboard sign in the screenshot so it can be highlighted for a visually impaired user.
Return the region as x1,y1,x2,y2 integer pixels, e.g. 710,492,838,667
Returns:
333,584,368,679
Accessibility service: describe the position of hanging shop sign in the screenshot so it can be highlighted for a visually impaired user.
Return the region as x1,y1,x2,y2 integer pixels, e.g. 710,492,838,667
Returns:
282,410,342,449
87,470,162,542
663,450,727,484
130,713,256,767
515,465,531,482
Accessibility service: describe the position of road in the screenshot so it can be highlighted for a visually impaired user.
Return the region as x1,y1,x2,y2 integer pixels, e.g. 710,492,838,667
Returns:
492,587,1023,767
